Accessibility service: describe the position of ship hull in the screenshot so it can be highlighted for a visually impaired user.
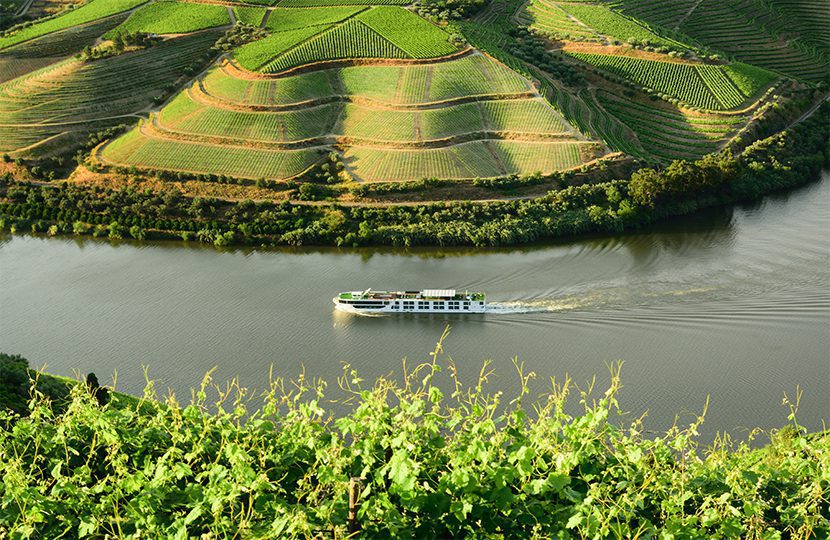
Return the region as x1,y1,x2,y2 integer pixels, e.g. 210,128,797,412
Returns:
333,298,486,314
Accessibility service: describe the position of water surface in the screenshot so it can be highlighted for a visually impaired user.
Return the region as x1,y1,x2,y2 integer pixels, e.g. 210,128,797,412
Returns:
2,173,828,439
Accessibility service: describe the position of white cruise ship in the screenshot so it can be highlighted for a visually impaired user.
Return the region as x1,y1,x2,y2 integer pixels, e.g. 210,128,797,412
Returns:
333,289,486,314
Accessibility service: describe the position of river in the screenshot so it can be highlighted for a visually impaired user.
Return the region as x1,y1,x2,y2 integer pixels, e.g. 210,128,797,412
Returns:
2,173,828,440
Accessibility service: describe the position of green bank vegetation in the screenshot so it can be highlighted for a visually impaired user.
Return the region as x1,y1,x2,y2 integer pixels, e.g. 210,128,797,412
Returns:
0,340,827,538
1,102,826,247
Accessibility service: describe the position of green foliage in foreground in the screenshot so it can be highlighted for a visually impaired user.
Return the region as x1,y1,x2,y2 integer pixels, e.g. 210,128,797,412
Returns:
0,340,828,538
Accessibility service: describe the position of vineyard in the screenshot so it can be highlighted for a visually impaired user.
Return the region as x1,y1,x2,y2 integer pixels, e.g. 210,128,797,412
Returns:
557,3,681,48
3,357,825,538
596,90,744,161
101,124,324,179
233,7,266,27
100,46,592,182
103,1,230,37
566,52,774,110
354,7,459,58
0,14,128,83
233,25,327,71
261,19,409,74
343,140,589,181
275,0,408,6
606,0,695,29
515,0,600,41
233,7,460,75
611,0,829,82
158,92,570,144
0,30,220,155
264,6,365,32
204,53,533,107
0,0,147,50
0,0,824,195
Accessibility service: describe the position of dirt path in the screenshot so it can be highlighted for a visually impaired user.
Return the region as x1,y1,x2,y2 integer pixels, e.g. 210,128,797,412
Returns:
718,88,825,152
13,0,36,18
674,0,704,31
226,5,236,25
556,4,608,45
0,113,144,128
790,93,829,127
225,47,476,80
192,76,539,112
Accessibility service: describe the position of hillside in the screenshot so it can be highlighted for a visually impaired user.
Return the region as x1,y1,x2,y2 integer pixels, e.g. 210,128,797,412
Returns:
0,0,827,241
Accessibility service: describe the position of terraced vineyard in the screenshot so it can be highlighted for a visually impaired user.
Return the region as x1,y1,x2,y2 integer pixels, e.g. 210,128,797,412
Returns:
0,0,147,49
102,126,324,179
0,30,220,155
595,90,745,161
515,0,599,40
0,14,129,83
204,53,534,106
606,0,697,30
557,3,681,48
0,0,824,200
611,0,829,82
101,51,596,181
677,0,828,82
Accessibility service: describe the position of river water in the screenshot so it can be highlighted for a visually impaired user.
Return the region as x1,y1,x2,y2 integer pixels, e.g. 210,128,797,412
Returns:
1,173,828,440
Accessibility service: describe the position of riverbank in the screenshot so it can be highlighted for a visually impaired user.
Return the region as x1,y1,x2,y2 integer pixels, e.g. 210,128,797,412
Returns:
0,103,826,247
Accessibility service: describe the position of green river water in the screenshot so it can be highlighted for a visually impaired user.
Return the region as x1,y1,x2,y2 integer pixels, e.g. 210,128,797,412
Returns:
1,172,828,439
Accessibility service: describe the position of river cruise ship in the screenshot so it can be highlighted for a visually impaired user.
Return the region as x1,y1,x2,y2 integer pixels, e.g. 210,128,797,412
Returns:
333,289,486,314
